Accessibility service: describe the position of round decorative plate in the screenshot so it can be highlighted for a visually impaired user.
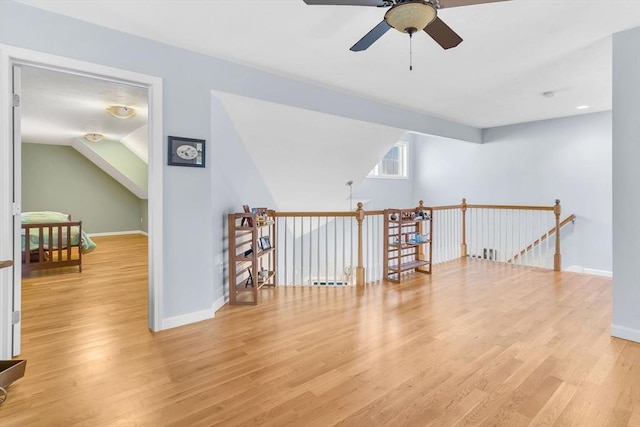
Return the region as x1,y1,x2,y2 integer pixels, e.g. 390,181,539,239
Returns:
176,144,198,160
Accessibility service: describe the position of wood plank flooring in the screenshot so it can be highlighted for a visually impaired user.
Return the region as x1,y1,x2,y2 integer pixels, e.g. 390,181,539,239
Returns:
1,234,638,426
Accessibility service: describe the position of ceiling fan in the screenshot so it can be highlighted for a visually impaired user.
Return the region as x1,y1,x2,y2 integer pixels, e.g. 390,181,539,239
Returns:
303,0,509,52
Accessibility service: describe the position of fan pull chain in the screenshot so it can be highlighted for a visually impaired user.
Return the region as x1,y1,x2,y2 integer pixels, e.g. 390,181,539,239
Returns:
409,32,413,71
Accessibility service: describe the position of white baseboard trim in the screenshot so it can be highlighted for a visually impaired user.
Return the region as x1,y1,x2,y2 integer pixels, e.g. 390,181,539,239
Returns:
161,297,228,330
88,230,147,237
212,295,227,313
611,324,640,343
162,307,215,330
565,265,613,278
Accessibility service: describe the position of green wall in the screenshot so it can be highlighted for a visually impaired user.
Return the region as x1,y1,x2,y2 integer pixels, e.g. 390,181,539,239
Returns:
22,143,144,233
140,199,148,233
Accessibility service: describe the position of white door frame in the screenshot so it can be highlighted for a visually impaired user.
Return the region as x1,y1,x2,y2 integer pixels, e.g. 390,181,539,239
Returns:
11,64,22,355
0,45,164,358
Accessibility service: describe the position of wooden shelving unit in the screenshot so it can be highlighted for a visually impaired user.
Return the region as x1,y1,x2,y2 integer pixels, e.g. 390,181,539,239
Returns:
383,204,433,283
228,210,276,305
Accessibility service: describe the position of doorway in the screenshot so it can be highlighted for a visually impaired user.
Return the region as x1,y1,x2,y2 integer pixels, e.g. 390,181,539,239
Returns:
0,45,164,358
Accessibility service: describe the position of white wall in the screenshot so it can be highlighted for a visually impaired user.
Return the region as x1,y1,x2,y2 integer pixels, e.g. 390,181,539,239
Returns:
354,136,417,211
611,26,640,343
0,0,481,339
413,111,612,272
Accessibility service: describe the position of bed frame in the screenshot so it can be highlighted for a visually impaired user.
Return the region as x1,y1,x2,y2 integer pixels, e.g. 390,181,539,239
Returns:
22,220,83,273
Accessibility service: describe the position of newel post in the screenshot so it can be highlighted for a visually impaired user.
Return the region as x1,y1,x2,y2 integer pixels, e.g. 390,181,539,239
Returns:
461,198,468,258
356,202,365,286
554,199,561,271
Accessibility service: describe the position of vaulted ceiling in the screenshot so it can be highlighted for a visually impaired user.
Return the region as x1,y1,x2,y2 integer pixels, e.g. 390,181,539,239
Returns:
17,0,640,128
12,0,640,211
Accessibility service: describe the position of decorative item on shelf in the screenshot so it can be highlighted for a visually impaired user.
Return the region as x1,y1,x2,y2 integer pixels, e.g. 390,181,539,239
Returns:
408,233,418,244
258,267,268,283
252,207,268,226
241,204,253,227
415,234,430,243
168,136,205,167
244,245,253,257
258,236,272,250
413,207,430,220
246,269,254,287
390,212,398,221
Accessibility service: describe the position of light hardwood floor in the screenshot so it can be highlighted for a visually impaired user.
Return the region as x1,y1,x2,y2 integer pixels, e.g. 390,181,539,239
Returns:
2,234,638,426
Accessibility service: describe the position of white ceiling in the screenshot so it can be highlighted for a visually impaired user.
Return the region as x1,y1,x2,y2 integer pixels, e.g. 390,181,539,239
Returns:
20,65,148,161
214,91,405,211
17,0,640,129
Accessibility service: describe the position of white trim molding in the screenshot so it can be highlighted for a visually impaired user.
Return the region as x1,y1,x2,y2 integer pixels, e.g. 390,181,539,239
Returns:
212,295,227,314
565,265,613,278
162,297,227,331
162,308,215,331
0,45,15,358
611,324,640,343
0,44,164,347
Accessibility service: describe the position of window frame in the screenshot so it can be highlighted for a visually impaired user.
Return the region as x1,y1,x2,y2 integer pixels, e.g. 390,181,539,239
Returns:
367,142,408,180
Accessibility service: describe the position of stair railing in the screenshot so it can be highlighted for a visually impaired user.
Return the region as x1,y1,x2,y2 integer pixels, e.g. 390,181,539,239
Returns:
269,199,573,288
431,199,572,271
507,214,576,265
272,203,385,287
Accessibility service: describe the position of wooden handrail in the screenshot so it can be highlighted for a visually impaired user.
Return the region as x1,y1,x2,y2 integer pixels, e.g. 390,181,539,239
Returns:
507,213,576,265
272,211,356,218
0,260,13,269
467,204,555,211
431,205,463,211
432,203,554,211
271,210,386,218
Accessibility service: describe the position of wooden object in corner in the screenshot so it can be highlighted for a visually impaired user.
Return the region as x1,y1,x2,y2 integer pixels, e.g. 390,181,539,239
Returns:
0,260,13,269
383,201,433,283
228,210,277,305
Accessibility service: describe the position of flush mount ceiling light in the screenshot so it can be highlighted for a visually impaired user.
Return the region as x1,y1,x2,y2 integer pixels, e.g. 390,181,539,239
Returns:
106,105,136,119
84,132,104,142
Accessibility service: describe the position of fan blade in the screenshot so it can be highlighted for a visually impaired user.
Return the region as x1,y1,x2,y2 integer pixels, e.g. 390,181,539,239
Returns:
424,17,463,49
437,0,509,8
304,0,389,6
350,20,392,51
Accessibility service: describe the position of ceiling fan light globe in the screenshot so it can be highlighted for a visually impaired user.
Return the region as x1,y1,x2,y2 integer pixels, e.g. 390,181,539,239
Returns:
384,2,437,33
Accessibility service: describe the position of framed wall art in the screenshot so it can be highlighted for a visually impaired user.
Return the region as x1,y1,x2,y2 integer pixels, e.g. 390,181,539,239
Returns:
168,136,205,167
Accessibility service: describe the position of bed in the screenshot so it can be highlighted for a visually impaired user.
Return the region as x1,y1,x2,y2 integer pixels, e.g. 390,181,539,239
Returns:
21,211,97,274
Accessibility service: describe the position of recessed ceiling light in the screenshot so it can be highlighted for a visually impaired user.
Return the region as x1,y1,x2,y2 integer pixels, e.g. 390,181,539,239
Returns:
106,105,136,119
84,132,104,142
576,105,590,110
